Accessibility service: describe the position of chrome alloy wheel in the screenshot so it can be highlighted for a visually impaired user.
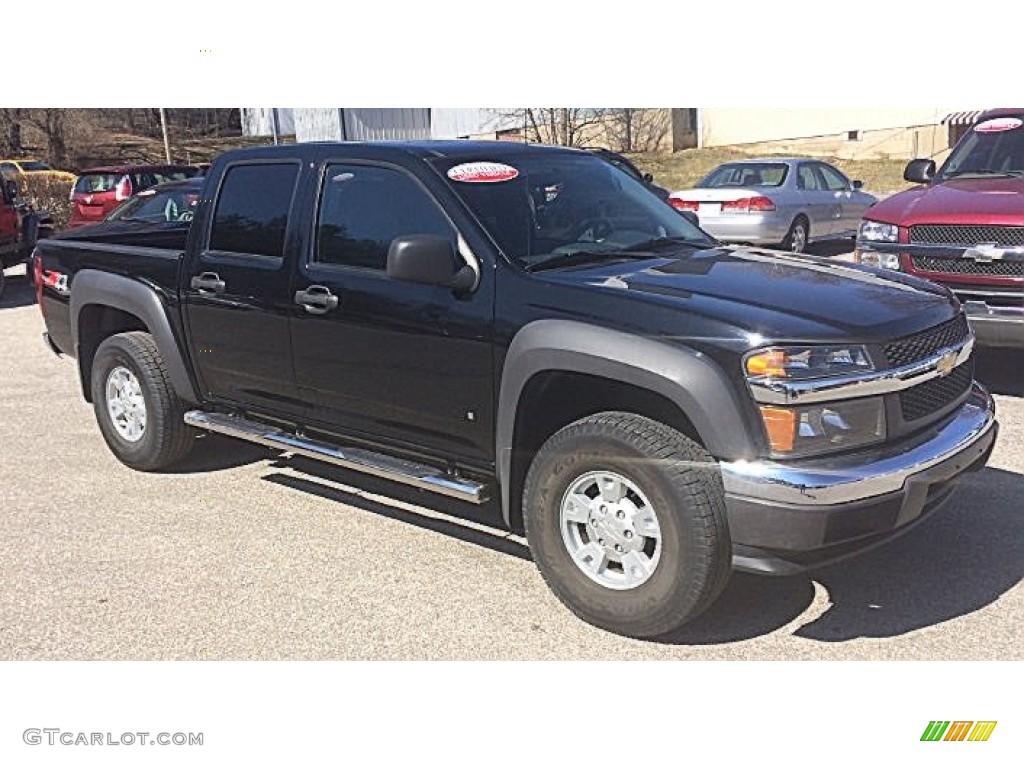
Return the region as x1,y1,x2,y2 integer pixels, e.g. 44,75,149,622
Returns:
105,366,147,442
559,471,662,590
790,222,807,252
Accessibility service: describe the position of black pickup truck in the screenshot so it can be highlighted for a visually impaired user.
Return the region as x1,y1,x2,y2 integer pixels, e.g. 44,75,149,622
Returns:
34,141,999,638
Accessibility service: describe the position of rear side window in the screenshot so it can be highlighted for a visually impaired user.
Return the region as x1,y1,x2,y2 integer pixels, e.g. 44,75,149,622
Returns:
314,164,454,270
74,174,118,194
209,163,299,258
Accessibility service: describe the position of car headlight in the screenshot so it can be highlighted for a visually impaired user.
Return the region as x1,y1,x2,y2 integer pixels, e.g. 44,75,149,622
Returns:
858,219,898,242
757,397,887,457
744,345,873,381
856,250,902,270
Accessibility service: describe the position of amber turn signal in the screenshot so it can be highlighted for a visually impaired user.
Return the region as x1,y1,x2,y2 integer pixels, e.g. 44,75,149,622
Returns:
745,349,788,378
758,406,796,453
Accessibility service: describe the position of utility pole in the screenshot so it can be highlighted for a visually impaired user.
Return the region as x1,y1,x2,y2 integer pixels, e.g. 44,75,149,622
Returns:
159,108,172,163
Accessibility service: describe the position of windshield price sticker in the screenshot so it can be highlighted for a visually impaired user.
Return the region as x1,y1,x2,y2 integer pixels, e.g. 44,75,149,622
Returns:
447,162,519,183
974,117,1023,133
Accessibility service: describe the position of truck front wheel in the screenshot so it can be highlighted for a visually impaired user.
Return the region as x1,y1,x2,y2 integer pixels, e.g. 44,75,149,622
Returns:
90,331,196,471
523,412,731,638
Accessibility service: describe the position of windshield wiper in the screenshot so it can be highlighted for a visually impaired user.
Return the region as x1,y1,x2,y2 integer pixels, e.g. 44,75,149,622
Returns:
525,249,655,272
943,168,1024,178
617,235,714,252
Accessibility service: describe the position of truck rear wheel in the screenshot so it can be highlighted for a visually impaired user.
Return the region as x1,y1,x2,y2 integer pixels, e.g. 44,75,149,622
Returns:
523,412,731,638
90,331,196,471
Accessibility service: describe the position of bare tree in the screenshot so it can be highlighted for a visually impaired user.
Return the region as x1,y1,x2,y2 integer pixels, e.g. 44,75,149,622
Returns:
604,108,670,153
491,108,607,146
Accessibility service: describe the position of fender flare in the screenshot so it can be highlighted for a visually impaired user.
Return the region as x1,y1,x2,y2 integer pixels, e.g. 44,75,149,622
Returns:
70,269,199,403
496,319,757,526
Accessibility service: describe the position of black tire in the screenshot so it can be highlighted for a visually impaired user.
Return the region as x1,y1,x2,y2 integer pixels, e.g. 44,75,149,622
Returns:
90,331,196,471
523,412,731,638
0,269,6,299
781,216,809,253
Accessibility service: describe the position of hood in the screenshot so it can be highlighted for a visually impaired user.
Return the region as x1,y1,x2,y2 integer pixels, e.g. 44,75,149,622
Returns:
867,177,1024,226
538,245,959,343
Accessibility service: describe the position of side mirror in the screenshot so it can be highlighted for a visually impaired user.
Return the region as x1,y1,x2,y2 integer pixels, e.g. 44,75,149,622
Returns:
678,210,700,228
851,179,863,190
643,172,654,183
904,159,936,184
387,235,476,292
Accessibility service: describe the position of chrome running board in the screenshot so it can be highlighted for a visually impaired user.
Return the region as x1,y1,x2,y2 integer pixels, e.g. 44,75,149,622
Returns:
184,410,490,504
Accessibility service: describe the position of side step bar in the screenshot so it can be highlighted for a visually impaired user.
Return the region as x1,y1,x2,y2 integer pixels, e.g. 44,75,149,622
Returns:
184,410,490,504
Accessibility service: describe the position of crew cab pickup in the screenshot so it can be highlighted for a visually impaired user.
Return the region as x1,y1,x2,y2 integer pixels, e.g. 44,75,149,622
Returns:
855,108,1024,348
33,142,999,638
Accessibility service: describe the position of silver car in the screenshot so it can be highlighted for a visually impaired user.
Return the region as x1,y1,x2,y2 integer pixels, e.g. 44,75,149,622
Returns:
668,158,877,253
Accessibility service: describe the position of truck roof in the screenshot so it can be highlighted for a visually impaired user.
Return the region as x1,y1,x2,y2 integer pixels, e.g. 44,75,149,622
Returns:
215,140,582,165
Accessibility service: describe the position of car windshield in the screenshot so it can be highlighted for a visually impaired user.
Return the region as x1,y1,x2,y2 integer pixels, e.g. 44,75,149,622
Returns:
435,152,714,270
108,186,199,223
939,117,1024,179
698,163,789,188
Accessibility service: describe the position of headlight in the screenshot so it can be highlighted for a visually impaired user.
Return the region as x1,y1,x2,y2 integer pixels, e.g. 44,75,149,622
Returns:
758,397,887,457
858,219,898,242
856,250,902,270
744,345,873,381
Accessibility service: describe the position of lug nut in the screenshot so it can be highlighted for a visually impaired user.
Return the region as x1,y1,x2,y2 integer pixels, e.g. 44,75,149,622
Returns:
600,505,608,514
624,531,633,539
616,510,625,520
598,538,605,546
615,544,623,553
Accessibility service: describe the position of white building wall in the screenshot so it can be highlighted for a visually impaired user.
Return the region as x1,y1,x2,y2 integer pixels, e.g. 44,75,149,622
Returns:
241,108,295,137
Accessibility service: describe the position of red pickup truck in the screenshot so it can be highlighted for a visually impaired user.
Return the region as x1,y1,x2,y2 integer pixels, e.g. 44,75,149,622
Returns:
855,108,1024,348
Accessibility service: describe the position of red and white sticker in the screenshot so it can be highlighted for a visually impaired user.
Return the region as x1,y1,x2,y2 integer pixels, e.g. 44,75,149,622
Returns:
974,117,1023,133
446,162,519,183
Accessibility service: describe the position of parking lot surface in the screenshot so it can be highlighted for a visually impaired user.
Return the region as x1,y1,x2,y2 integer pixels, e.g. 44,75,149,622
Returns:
1,269,1021,660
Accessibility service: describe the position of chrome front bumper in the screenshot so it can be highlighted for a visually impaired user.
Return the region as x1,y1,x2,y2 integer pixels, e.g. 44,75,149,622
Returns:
721,384,997,573
963,301,1024,348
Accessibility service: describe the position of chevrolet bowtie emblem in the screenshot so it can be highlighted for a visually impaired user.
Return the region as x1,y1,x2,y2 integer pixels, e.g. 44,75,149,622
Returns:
936,350,958,377
963,243,1004,263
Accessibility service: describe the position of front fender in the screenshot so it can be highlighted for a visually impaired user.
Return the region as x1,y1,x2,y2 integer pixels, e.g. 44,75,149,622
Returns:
496,319,757,525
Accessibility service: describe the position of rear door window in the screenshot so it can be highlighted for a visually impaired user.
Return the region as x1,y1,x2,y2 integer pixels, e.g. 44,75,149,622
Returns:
797,164,822,191
209,163,300,258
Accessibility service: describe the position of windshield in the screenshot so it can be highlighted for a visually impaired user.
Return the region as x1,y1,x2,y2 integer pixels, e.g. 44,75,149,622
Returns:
939,117,1024,179
19,161,53,172
698,163,788,188
435,152,714,270
108,186,199,223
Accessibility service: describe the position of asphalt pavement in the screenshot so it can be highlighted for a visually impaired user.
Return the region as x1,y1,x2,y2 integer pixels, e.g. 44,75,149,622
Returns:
1,267,1021,660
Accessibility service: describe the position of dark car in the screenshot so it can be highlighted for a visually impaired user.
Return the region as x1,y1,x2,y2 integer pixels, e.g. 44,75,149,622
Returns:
585,147,670,201
56,178,203,250
33,142,997,638
68,164,200,228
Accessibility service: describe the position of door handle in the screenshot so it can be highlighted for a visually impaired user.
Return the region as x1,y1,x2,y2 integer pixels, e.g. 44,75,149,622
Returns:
191,272,225,294
294,284,339,315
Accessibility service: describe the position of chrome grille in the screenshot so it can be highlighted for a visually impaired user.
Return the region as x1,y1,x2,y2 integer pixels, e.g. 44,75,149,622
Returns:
884,314,970,368
912,255,1024,277
900,361,973,422
910,224,1024,247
